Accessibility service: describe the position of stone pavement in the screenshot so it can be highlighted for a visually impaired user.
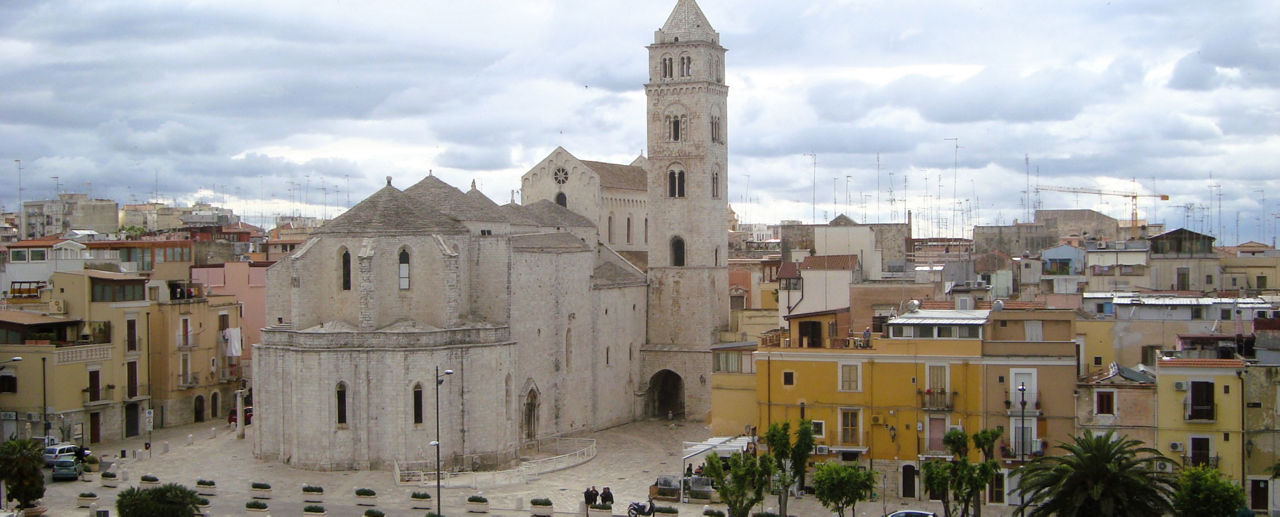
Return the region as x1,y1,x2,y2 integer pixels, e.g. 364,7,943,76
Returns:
34,419,1018,516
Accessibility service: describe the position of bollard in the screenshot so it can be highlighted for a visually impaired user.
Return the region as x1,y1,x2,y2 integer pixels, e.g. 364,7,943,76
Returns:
134,449,143,460
186,434,193,446
162,441,169,454
120,469,128,482
209,427,216,439
88,502,97,516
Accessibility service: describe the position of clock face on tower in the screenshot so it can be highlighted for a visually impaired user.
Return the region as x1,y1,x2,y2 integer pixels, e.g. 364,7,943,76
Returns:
554,167,568,185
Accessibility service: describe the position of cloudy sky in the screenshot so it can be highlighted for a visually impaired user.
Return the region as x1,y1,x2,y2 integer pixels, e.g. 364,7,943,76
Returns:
2,0,1278,243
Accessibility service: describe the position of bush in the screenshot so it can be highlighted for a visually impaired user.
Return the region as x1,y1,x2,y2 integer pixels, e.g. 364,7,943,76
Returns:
704,510,726,517
363,510,385,517
591,503,613,510
531,497,553,506
655,506,679,514
303,485,324,493
79,492,97,498
251,482,271,490
752,513,779,517
196,497,209,506
84,455,99,464
140,474,158,482
245,500,268,509
304,504,326,512
468,495,488,503
196,479,215,486
355,487,377,496
411,491,432,499
101,471,117,478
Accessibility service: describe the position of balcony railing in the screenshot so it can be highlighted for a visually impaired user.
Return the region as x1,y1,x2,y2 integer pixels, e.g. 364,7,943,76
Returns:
1182,453,1219,468
840,429,859,446
921,391,953,410
177,373,198,389
1184,400,1216,421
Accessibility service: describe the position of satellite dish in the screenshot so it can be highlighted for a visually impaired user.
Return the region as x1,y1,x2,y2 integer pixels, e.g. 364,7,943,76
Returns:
992,299,1005,311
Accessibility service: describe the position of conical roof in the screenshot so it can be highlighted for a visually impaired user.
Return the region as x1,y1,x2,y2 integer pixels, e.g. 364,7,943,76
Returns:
405,175,507,223
660,0,718,43
315,184,467,236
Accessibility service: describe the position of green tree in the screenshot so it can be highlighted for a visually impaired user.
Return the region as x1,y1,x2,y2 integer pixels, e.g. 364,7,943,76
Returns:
790,419,815,492
812,461,875,517
116,483,201,517
1173,466,1245,517
119,225,147,239
1014,430,1175,517
762,421,793,517
919,428,1002,517
0,438,45,510
702,451,775,517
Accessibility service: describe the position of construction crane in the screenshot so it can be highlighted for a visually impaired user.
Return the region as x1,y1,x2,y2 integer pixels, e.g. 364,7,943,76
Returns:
1035,185,1170,239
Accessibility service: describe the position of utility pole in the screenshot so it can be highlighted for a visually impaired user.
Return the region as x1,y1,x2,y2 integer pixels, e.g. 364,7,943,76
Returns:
805,153,817,224
944,138,961,237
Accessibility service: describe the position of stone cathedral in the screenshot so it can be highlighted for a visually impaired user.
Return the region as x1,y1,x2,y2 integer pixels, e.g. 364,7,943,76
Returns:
254,0,728,471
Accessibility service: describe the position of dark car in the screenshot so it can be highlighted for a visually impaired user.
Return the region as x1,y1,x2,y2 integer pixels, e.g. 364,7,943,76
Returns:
228,406,253,425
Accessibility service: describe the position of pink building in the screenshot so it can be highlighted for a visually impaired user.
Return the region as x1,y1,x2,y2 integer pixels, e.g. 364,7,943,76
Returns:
190,261,270,381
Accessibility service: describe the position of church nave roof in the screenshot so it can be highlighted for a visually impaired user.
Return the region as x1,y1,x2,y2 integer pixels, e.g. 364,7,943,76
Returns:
315,183,467,236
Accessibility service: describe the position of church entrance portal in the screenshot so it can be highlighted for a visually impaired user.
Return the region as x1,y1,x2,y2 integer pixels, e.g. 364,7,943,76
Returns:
522,390,539,441
647,370,684,419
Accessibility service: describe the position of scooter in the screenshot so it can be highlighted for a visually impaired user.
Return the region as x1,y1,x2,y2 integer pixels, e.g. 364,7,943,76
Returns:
627,498,656,517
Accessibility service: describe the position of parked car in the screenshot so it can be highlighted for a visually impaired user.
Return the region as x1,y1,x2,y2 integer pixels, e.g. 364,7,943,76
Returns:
887,512,937,517
43,444,87,467
50,458,83,481
227,406,253,425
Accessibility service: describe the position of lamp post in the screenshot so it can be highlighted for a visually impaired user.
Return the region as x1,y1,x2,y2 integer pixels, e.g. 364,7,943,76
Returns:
0,356,21,370
1017,382,1027,462
434,366,454,514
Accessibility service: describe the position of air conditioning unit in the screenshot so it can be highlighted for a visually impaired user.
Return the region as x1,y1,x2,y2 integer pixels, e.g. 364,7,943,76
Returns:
1097,241,1108,249
948,425,964,433
48,300,65,314
815,445,830,455
1174,381,1187,391
1170,442,1184,452
870,415,882,425
1156,461,1171,472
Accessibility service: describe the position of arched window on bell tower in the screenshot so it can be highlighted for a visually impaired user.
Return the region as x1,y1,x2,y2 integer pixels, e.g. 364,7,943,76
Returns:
711,172,719,199
671,236,686,267
555,192,567,207
667,170,685,198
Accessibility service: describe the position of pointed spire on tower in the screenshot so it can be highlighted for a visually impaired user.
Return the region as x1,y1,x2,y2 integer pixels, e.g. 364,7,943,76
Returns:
658,0,718,44
470,179,477,190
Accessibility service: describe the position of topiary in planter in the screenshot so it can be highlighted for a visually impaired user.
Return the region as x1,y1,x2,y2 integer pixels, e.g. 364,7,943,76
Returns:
140,475,159,482
101,472,117,479
304,504,326,513
245,500,268,509
411,491,432,499
303,485,324,493
468,495,488,503
703,510,725,517
251,482,271,490
531,498,553,506
195,497,209,506
196,479,215,487
363,510,384,517
654,506,678,514
591,503,614,510
355,487,377,497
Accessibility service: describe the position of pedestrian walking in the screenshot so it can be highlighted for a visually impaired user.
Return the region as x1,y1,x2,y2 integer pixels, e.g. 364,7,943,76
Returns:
585,485,598,506
600,487,614,506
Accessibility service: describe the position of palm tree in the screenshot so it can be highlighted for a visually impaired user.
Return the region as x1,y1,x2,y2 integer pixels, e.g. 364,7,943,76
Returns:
1013,430,1175,517
0,438,46,510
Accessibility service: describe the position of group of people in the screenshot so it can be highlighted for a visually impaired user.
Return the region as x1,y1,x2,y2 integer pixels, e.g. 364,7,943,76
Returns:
583,485,614,507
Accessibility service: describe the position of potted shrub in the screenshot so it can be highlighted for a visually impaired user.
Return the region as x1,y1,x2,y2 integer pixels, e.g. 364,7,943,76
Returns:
410,491,433,510
100,471,118,488
750,513,777,517
195,479,216,496
303,484,324,503
704,510,725,517
531,497,553,517
588,502,613,517
76,492,98,507
195,497,211,514
654,506,678,515
355,487,377,506
83,455,100,472
363,510,385,517
304,504,327,516
245,500,268,513
250,481,272,499
689,488,714,504
139,474,160,487
467,494,490,513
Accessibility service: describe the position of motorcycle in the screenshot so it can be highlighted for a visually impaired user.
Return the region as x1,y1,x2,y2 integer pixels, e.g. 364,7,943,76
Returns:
627,498,656,517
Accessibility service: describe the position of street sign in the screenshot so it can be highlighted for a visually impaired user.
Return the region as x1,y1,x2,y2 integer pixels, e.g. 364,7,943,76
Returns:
144,409,154,432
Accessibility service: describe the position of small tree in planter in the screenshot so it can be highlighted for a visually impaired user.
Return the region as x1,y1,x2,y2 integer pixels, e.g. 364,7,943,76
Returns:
354,487,378,506
195,496,210,513
654,505,679,515
531,497,554,516
77,492,99,507
410,491,433,510
84,455,100,472
195,479,216,496
244,499,268,513
250,481,271,499
363,510,385,517
139,474,160,487
704,510,726,517
467,494,490,513
589,502,613,517
303,504,327,515
302,484,324,503
100,471,118,488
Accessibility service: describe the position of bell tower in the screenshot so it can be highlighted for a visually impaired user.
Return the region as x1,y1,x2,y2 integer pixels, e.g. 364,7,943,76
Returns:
641,0,729,420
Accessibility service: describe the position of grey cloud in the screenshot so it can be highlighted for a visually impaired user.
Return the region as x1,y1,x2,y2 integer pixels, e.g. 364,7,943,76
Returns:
1167,52,1220,91
98,119,219,155
437,146,514,171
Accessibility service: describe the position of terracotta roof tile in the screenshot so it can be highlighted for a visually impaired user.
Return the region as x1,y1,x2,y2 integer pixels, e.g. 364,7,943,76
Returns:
1158,358,1245,368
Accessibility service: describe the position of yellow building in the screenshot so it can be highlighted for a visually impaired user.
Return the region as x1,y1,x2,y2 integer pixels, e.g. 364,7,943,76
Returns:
1155,358,1244,481
754,305,1079,506
146,278,242,428
710,342,757,436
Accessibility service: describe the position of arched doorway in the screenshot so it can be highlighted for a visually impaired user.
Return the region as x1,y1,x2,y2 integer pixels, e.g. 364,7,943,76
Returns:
647,370,684,418
210,392,220,418
193,395,206,423
901,464,917,498
522,390,539,441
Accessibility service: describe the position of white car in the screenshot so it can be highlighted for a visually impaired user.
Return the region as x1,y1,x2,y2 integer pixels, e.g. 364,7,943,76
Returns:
42,444,87,467
887,512,937,517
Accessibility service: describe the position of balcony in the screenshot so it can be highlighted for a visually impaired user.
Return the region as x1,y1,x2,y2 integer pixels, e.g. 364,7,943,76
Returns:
921,390,953,411
81,385,114,406
1184,400,1216,421
125,383,150,400
1182,453,1219,468
176,373,198,389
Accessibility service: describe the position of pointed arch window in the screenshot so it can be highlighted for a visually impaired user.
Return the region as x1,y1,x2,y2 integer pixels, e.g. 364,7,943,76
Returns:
607,215,615,243
413,383,424,424
668,170,686,198
341,250,351,291
336,382,348,425
399,249,410,290
672,237,686,267
711,172,719,199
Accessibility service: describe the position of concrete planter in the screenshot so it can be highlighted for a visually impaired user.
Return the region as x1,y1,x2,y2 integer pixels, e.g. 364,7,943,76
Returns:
100,477,118,488
410,497,433,510
302,491,324,503
76,495,98,508
531,504,554,516
139,479,160,488
195,484,216,496
250,487,272,499
195,503,211,515
467,500,491,513
245,507,268,514
588,507,613,517
355,494,377,506
303,511,326,516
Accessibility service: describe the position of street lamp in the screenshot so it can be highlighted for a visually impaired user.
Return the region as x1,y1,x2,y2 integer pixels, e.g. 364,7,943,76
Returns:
0,357,21,370
434,366,454,514
1017,382,1027,463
